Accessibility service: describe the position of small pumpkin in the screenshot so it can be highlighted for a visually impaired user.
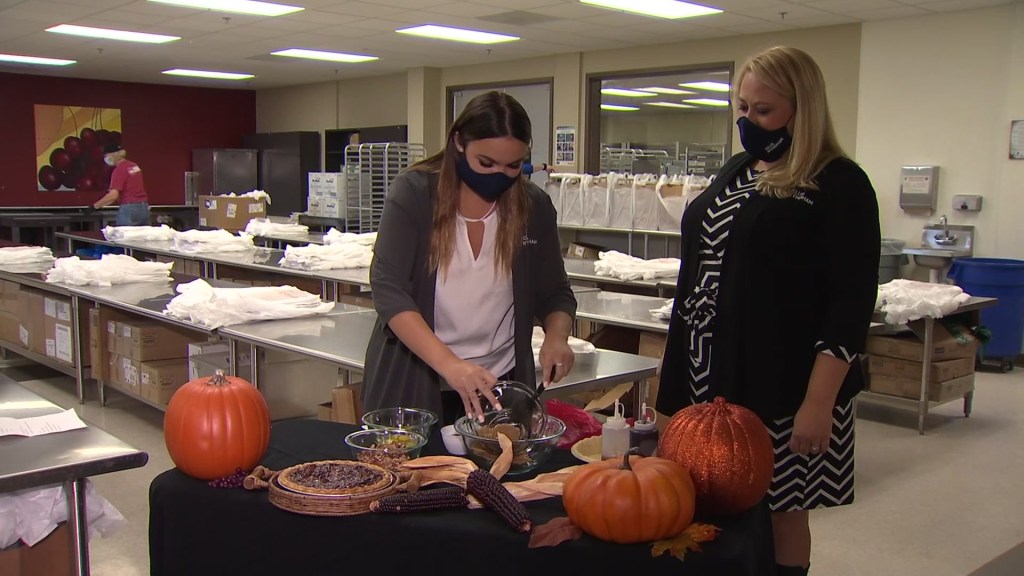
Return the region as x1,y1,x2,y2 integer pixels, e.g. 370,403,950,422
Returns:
164,370,270,481
659,396,774,516
563,451,696,544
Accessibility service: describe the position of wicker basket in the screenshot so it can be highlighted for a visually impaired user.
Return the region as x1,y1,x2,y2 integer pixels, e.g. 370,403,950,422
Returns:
247,460,402,517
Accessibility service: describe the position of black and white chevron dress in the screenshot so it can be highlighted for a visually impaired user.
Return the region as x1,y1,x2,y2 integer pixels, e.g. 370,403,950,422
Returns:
682,167,856,512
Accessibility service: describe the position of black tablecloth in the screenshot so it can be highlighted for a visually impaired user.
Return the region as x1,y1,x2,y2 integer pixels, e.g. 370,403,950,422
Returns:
149,420,774,576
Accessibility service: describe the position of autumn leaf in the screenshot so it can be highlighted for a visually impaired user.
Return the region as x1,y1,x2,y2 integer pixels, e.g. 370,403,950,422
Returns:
651,523,721,561
528,516,583,548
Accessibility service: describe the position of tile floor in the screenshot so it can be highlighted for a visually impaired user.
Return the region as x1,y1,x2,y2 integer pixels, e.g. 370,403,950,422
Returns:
5,360,1024,576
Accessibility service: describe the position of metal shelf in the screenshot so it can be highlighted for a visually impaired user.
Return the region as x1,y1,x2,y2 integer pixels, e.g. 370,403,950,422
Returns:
100,380,167,412
0,338,88,380
559,224,680,238
344,142,425,233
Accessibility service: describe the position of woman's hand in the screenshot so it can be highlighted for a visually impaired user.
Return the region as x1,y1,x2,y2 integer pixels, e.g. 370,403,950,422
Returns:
789,399,833,457
440,359,500,422
539,336,574,387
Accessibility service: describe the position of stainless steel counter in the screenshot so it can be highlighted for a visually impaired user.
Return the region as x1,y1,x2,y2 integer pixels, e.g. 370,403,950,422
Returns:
562,257,675,294
0,374,148,575
574,290,671,333
219,308,659,399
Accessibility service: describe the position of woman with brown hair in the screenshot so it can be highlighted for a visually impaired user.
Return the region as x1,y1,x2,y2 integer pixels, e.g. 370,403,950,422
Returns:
656,46,880,575
363,91,577,424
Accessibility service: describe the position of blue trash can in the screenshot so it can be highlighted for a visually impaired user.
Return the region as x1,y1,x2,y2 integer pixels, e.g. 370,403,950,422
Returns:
947,258,1024,359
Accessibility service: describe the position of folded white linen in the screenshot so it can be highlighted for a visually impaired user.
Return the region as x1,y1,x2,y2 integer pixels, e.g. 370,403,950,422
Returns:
593,250,680,281
876,279,972,324
0,246,54,265
279,243,372,271
323,228,377,246
102,224,175,242
243,218,308,237
164,278,333,328
45,254,172,286
171,229,254,254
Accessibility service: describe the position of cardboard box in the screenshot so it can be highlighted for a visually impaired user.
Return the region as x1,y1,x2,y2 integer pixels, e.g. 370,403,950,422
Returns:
19,289,47,355
199,194,267,232
115,320,195,361
140,358,189,405
0,522,72,576
330,383,363,424
565,242,605,260
637,331,667,410
866,321,978,362
0,310,20,346
0,280,20,315
91,307,137,380
868,373,975,403
868,354,974,383
317,401,334,421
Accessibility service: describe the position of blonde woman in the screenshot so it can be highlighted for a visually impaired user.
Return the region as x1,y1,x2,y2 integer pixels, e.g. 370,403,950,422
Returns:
657,47,880,575
87,143,150,226
363,91,576,424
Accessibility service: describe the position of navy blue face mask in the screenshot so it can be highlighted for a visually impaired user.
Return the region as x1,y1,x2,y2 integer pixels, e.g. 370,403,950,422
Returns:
456,154,518,201
737,116,793,162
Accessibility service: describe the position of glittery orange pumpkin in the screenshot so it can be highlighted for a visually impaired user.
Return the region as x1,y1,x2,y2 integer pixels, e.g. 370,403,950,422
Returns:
659,396,773,516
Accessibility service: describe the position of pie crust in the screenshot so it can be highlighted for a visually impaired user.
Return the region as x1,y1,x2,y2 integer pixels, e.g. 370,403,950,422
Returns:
277,460,394,497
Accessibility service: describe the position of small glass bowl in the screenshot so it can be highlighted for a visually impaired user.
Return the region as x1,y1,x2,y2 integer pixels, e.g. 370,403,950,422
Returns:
361,407,438,438
345,428,427,471
455,415,565,475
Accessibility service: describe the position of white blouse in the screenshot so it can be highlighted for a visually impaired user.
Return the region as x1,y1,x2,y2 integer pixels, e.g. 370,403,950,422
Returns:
434,207,515,378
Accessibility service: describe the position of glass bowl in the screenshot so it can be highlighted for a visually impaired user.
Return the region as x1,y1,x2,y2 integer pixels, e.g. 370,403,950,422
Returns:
361,407,438,438
455,415,565,475
474,380,547,440
345,428,426,472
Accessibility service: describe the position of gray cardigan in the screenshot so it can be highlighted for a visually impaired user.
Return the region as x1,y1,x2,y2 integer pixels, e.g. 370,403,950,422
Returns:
362,170,577,416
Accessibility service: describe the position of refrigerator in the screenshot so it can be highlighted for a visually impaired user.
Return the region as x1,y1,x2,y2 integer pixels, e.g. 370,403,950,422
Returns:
190,149,258,198
243,131,321,217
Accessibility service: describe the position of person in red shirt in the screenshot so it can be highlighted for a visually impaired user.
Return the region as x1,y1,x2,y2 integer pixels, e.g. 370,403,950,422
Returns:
88,143,150,226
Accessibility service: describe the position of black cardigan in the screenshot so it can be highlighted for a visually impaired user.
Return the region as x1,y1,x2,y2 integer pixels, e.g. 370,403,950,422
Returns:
362,170,577,415
657,152,881,421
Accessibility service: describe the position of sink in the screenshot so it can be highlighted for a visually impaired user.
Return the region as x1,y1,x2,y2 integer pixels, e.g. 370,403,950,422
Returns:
901,224,975,282
902,247,970,269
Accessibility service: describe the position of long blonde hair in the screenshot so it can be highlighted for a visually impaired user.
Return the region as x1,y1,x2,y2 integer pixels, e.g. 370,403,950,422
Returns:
409,91,531,277
735,46,844,198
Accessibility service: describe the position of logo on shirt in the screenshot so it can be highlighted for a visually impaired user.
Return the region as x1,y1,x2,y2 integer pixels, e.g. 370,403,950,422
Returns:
128,166,141,175
792,191,813,206
521,235,538,246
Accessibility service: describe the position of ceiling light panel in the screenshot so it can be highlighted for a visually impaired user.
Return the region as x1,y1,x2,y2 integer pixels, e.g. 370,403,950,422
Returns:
640,86,694,95
271,49,378,63
162,68,253,79
0,54,76,66
580,0,722,20
395,25,519,44
683,98,730,106
148,0,303,17
679,81,730,92
646,102,696,108
601,104,639,111
46,24,180,44
601,88,657,97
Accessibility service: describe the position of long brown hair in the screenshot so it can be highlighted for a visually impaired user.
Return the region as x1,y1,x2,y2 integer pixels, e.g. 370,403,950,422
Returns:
734,46,845,198
409,91,532,277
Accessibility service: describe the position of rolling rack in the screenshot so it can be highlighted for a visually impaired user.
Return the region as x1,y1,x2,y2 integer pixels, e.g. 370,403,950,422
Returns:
343,142,426,233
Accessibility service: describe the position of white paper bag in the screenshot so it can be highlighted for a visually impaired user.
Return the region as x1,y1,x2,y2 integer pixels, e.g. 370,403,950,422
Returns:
632,175,660,231
561,175,585,226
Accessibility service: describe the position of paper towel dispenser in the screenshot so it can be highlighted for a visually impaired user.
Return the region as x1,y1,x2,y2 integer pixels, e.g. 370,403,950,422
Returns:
899,165,939,211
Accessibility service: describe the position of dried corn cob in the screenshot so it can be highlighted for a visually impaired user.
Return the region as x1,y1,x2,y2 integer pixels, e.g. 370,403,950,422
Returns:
466,468,532,532
370,487,469,514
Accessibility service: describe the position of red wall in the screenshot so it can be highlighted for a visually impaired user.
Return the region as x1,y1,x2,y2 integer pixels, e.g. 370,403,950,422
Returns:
0,72,256,207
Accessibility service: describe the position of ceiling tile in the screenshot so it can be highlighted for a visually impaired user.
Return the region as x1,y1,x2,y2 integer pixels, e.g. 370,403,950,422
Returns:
318,1,408,18
530,19,604,33
741,4,833,20
722,21,795,33
778,13,860,25
699,12,770,27
916,0,1012,12
427,2,511,18
0,17,42,42
804,0,902,11
471,0,564,9
845,5,930,19
580,12,679,27
270,10,365,25
369,0,452,8
528,3,612,19
1,1,106,24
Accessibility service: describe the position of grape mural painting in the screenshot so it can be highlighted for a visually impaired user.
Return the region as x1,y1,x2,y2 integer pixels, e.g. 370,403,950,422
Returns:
34,105,122,192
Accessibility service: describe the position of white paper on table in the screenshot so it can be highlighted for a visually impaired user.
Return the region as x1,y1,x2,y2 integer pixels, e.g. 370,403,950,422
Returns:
0,409,87,437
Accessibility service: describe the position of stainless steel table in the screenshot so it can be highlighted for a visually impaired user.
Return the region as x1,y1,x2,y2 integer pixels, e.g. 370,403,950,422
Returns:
562,257,676,296
218,309,659,401
574,290,671,333
253,231,325,248
860,296,998,434
0,374,148,576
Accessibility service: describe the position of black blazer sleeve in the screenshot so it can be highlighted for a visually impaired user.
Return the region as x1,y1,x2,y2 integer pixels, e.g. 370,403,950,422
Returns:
370,171,430,327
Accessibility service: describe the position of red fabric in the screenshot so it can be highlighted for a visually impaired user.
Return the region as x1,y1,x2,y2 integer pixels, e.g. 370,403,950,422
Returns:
545,399,603,449
111,160,146,203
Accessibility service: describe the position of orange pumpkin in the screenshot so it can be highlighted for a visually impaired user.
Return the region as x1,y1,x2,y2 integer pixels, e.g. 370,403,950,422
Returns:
164,371,270,480
563,451,696,544
659,396,774,516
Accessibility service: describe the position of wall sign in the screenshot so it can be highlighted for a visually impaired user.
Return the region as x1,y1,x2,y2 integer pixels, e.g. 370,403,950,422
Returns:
1010,119,1024,160
555,125,576,165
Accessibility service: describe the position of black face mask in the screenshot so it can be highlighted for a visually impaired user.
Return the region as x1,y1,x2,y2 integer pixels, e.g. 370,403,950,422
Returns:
456,155,518,201
737,116,793,162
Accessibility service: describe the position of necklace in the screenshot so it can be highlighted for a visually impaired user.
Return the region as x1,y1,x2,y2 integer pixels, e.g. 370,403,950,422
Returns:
457,201,497,223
